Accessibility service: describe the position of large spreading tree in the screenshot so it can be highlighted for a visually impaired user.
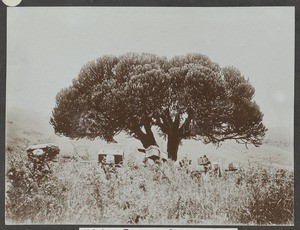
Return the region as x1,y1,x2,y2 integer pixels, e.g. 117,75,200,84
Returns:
50,53,267,161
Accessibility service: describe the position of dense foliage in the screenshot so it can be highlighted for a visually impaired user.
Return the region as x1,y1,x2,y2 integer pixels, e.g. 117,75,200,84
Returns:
50,53,267,160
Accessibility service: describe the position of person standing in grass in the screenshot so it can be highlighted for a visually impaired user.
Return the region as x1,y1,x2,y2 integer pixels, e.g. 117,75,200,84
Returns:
203,155,212,173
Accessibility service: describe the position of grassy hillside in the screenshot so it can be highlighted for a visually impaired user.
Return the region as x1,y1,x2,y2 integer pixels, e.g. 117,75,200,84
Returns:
6,106,293,169
5,106,294,225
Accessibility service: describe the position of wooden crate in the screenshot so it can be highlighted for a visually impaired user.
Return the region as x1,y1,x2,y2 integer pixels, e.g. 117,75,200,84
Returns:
98,154,123,165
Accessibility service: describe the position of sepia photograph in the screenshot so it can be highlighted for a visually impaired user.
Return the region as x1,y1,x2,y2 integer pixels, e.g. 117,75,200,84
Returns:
4,6,294,226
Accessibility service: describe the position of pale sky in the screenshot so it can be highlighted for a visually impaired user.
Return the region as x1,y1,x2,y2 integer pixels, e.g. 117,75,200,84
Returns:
7,7,295,128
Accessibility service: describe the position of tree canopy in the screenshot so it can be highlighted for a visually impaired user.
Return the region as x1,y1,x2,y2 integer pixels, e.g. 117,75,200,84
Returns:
50,53,267,161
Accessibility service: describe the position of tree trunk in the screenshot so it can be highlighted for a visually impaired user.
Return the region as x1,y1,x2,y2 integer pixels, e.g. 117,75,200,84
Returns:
140,132,158,149
166,114,181,161
132,125,158,149
167,133,180,161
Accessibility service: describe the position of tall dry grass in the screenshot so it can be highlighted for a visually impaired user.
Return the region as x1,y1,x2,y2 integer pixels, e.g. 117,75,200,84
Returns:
5,147,294,225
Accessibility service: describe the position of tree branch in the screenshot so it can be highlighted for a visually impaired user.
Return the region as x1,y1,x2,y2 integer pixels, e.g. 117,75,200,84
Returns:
162,108,172,125
173,114,180,130
178,116,192,138
131,126,146,140
154,116,169,134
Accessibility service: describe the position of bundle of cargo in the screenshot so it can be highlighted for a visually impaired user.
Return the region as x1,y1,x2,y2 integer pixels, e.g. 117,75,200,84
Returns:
26,143,60,162
225,162,238,172
98,154,123,166
144,145,167,163
98,147,124,167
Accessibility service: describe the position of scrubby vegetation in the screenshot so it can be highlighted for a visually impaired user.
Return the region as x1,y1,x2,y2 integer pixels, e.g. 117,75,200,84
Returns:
5,147,294,225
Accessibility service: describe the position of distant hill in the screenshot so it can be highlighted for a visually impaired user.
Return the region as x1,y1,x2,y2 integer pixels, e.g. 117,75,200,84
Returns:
6,106,53,147
263,126,293,149
5,106,142,160
6,106,293,170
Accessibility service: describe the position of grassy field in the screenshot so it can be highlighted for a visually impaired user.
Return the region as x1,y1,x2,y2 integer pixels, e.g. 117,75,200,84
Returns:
5,107,294,225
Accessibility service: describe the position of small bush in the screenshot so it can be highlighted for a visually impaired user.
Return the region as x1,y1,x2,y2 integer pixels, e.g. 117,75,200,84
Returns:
6,149,68,224
244,167,294,224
